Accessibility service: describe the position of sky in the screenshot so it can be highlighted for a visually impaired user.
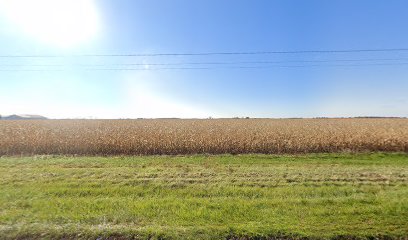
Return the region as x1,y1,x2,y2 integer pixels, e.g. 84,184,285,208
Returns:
0,0,407,119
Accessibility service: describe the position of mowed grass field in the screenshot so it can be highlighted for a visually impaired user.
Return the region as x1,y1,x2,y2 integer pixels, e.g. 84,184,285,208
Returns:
1,118,407,155
1,153,407,239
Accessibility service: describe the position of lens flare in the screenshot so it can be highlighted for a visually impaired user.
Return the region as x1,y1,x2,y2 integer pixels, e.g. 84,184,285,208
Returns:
0,0,100,48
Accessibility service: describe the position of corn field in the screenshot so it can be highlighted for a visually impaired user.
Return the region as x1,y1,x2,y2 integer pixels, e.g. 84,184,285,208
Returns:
0,118,407,155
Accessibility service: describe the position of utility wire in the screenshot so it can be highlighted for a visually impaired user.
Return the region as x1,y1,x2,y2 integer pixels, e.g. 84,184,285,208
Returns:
2,62,408,72
83,62,408,70
2,57,408,67
2,48,408,58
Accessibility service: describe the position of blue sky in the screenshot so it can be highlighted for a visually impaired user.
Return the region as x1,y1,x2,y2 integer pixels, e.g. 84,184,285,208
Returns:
0,0,407,118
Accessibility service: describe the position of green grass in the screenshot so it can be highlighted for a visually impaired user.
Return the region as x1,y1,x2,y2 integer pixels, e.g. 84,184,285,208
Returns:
0,153,407,239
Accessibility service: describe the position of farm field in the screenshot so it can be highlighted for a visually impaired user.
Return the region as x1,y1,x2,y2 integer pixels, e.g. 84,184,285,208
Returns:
0,153,407,239
1,118,408,155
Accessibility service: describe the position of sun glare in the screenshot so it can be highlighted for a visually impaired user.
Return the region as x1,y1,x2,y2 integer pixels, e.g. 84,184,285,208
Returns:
123,73,212,119
0,0,100,48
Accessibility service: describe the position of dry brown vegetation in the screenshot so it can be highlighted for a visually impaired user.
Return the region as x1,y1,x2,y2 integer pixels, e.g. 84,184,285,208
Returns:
0,118,407,155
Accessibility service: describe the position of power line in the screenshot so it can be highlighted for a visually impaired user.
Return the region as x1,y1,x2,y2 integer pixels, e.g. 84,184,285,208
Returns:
2,48,408,58
2,57,408,67
83,62,408,70
2,62,408,72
